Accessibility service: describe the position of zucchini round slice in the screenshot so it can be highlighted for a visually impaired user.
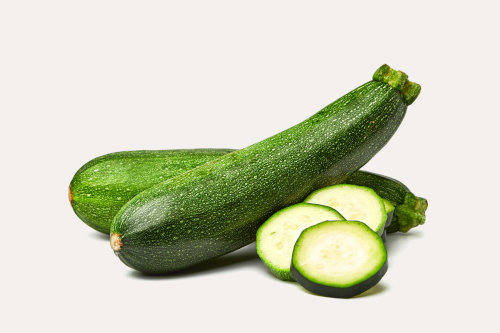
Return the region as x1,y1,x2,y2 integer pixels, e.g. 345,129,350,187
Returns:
291,220,388,298
383,199,395,228
381,229,387,243
256,203,344,281
343,170,428,233
304,184,387,235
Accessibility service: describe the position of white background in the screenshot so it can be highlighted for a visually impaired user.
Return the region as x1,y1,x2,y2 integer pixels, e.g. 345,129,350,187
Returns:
1,1,499,332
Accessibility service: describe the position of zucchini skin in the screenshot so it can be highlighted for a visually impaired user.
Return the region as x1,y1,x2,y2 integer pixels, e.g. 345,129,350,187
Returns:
111,70,416,274
69,149,232,233
343,171,428,233
291,261,388,298
70,149,421,234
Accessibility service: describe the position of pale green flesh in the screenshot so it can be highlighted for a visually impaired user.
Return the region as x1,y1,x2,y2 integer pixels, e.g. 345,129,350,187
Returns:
256,203,344,279
292,221,386,287
305,184,387,234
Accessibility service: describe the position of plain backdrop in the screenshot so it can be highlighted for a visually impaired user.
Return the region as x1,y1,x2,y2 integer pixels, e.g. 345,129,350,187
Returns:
1,0,499,332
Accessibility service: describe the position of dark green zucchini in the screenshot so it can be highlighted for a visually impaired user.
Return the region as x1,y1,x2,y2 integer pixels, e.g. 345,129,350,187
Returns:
69,147,424,235
110,64,421,274
69,148,421,234
69,149,232,233
343,171,428,233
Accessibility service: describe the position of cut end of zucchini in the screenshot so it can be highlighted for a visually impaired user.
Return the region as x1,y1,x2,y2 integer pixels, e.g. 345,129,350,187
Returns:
111,233,123,252
68,186,73,204
415,196,428,212
373,64,421,105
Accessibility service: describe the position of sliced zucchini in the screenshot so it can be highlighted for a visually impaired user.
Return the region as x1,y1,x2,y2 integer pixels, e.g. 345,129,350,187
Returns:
383,199,395,228
343,170,428,233
381,229,387,243
304,184,387,235
256,203,345,281
291,220,388,298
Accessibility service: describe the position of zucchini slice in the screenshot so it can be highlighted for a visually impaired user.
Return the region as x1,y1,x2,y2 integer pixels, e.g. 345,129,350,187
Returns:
343,171,428,233
383,199,395,228
304,184,387,235
291,220,388,298
256,203,344,281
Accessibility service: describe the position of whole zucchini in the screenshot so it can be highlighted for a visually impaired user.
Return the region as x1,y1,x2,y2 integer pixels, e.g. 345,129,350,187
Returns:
344,171,428,233
111,64,421,273
69,148,424,234
69,149,232,233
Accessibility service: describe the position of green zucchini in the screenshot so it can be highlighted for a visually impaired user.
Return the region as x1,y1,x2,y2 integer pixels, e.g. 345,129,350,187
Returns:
256,203,345,281
343,171,428,233
69,147,420,234
69,149,232,233
290,220,388,298
304,184,387,235
110,64,420,274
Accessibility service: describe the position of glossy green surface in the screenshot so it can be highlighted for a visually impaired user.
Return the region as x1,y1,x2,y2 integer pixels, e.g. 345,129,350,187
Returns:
343,171,428,233
111,65,418,274
69,148,422,234
69,149,232,233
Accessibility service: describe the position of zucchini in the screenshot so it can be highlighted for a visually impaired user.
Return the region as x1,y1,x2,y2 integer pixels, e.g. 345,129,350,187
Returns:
383,199,395,228
111,64,420,274
69,147,419,234
304,184,387,235
343,171,428,233
69,149,232,233
256,203,345,281
291,220,388,298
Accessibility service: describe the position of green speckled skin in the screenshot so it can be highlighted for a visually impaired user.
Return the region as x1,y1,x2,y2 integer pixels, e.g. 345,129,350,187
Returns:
343,171,428,233
69,149,233,233
111,73,415,274
70,148,422,235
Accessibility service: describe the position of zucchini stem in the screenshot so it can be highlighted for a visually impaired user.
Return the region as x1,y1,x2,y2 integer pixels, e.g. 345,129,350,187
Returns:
373,64,421,105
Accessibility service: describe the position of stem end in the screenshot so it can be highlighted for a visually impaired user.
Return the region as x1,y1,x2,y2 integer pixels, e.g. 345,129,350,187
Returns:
373,64,421,105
